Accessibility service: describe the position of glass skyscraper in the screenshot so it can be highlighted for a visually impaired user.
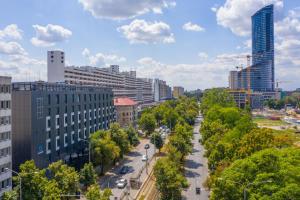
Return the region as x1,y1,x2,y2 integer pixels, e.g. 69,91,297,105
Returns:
251,4,274,92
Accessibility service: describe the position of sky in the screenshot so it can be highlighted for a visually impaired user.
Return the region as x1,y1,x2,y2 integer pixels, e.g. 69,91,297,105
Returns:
0,0,299,90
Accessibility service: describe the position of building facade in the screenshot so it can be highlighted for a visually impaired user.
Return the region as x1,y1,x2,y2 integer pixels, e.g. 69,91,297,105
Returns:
114,97,138,128
153,79,172,102
252,4,274,92
173,86,184,98
47,50,65,83
229,71,238,90
12,82,115,170
0,77,12,196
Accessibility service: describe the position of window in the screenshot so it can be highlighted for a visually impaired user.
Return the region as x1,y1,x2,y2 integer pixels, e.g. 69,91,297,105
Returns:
56,94,60,104
0,131,10,142
64,94,68,104
71,131,75,144
64,114,68,127
46,139,51,154
55,115,60,129
56,136,60,151
64,133,68,147
36,98,43,119
71,112,75,125
84,128,87,139
48,94,51,105
46,116,51,131
78,130,82,141
78,112,81,123
89,110,92,120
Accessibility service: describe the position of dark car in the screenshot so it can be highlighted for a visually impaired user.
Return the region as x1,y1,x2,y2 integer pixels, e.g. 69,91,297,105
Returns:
119,166,130,174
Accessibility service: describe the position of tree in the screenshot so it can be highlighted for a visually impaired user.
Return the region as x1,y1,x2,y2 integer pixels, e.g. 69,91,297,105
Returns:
150,132,164,152
80,163,97,189
91,134,120,174
109,123,130,157
2,189,18,200
86,184,112,200
210,148,300,200
163,109,178,131
138,113,156,136
18,160,47,200
154,158,188,200
47,160,80,196
42,180,61,200
125,126,139,146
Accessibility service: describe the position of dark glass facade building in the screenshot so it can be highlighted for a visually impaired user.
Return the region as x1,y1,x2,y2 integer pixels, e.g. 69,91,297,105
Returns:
251,4,274,91
12,82,115,170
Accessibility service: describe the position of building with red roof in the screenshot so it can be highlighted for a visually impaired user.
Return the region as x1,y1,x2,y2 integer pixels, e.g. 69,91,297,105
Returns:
114,97,138,127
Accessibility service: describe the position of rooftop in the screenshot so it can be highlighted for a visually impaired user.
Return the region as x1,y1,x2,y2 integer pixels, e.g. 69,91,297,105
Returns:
114,97,137,106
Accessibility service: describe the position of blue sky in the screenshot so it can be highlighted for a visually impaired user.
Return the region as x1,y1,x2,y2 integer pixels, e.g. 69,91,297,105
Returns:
0,0,299,90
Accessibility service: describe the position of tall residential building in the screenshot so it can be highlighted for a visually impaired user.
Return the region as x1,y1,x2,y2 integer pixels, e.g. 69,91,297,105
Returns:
229,71,238,90
153,79,172,102
252,4,274,91
47,50,65,83
0,76,12,196
12,82,114,170
173,86,184,98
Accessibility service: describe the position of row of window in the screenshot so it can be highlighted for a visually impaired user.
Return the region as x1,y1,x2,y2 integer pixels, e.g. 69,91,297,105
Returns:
0,85,10,94
47,109,114,130
47,93,112,105
0,116,11,126
0,101,10,110
0,131,10,142
0,147,10,158
46,121,111,154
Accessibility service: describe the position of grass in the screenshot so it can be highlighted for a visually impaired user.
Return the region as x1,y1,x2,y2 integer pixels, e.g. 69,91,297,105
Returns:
253,117,289,126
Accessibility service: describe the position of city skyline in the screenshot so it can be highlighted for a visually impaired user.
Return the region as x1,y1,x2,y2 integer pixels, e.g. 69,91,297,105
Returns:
0,0,299,90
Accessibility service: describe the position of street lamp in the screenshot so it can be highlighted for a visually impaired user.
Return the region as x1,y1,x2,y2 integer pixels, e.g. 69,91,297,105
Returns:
5,168,22,200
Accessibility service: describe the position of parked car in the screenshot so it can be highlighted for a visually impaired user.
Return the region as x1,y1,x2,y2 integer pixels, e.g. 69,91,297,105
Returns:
142,155,148,161
119,166,129,174
116,178,128,188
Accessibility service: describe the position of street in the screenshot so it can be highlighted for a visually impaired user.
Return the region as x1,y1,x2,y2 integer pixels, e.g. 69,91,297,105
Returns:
99,138,155,199
182,115,209,200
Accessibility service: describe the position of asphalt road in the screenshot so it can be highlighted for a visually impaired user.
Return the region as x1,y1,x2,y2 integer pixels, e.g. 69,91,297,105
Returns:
182,115,210,200
99,138,155,200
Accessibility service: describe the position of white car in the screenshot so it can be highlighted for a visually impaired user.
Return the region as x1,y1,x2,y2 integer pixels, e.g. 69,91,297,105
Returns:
116,178,127,188
142,155,148,161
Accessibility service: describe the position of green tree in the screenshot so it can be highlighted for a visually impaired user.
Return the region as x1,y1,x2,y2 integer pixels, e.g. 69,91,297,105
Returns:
163,109,178,131
109,123,130,157
80,163,97,189
125,125,139,146
86,184,112,200
138,113,156,136
42,180,61,200
211,148,300,200
18,160,47,200
47,160,80,196
154,158,188,200
150,132,164,152
91,134,120,174
2,189,18,200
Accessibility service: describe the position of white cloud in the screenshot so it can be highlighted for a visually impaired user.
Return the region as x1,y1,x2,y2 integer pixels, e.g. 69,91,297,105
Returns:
198,52,208,59
0,24,23,40
136,53,250,90
31,24,72,47
82,48,126,66
183,22,205,32
0,41,26,55
78,0,176,20
215,0,283,36
118,19,175,44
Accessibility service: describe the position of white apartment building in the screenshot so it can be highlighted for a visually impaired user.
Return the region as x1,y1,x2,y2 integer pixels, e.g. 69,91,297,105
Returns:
47,51,156,105
0,76,12,197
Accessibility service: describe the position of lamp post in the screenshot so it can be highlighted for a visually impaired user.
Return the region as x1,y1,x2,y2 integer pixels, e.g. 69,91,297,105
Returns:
5,168,22,200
